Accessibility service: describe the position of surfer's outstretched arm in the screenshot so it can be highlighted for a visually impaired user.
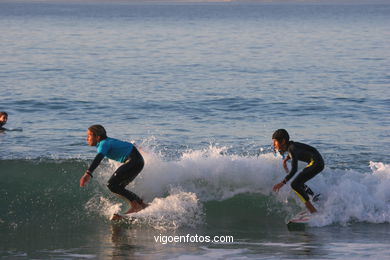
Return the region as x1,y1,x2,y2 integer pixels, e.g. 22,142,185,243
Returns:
80,153,104,187
273,155,297,192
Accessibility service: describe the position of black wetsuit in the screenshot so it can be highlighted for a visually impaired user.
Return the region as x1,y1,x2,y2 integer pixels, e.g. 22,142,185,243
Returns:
88,145,145,204
283,141,324,203
107,147,145,204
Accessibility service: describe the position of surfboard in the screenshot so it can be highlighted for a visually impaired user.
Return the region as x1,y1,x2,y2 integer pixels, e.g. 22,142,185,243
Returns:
286,211,312,231
110,213,137,223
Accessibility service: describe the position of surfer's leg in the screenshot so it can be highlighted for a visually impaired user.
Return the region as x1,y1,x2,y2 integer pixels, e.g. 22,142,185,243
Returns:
304,184,321,202
107,151,147,213
304,184,314,196
305,201,317,214
291,164,324,213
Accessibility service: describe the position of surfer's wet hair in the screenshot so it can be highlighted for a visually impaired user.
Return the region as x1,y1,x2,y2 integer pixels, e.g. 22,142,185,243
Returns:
0,112,8,118
88,124,107,139
272,129,290,142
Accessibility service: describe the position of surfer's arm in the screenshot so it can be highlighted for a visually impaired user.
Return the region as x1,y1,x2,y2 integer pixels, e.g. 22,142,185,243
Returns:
272,155,298,192
0,127,22,132
282,155,290,173
283,157,298,183
80,153,105,187
87,153,105,175
273,171,294,192
274,156,297,192
272,156,298,192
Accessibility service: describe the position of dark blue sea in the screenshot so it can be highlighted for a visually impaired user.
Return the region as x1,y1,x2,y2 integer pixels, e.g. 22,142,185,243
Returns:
1,1,389,259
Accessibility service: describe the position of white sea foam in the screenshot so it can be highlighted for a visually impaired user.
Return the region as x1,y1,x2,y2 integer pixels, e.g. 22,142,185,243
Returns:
92,145,390,227
130,188,204,230
85,196,122,219
129,145,281,202
310,161,390,226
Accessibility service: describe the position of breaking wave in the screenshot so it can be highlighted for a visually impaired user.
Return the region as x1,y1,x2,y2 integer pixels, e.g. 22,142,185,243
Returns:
1,144,389,231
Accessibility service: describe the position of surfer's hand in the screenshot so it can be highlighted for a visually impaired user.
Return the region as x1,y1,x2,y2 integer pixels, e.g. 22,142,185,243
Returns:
80,173,91,187
273,182,284,192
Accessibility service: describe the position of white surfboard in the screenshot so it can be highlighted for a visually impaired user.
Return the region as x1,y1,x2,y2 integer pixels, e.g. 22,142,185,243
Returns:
286,211,312,230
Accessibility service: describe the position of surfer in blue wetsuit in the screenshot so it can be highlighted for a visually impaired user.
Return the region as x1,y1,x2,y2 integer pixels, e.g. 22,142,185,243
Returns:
0,112,8,132
80,125,148,214
272,129,324,214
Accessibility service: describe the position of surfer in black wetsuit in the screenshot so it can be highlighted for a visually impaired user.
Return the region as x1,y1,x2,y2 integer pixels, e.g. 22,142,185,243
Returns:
272,129,324,213
0,112,8,132
80,125,148,215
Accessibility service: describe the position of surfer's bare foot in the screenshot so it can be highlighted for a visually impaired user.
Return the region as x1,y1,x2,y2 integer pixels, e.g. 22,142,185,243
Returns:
111,214,123,221
141,202,149,209
305,201,317,214
124,201,149,214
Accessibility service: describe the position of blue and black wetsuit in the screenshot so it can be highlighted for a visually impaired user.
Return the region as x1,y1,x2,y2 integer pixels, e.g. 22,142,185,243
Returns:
88,137,145,204
283,141,324,203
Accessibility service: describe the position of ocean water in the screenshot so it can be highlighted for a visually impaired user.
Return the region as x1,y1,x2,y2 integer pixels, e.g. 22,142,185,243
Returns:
0,1,389,259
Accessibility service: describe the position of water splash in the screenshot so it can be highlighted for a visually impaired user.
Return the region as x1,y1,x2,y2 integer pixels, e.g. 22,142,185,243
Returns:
1,145,389,230
130,188,204,231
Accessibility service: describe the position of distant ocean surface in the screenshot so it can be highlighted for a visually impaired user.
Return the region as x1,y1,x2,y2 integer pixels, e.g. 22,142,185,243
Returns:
1,2,389,259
